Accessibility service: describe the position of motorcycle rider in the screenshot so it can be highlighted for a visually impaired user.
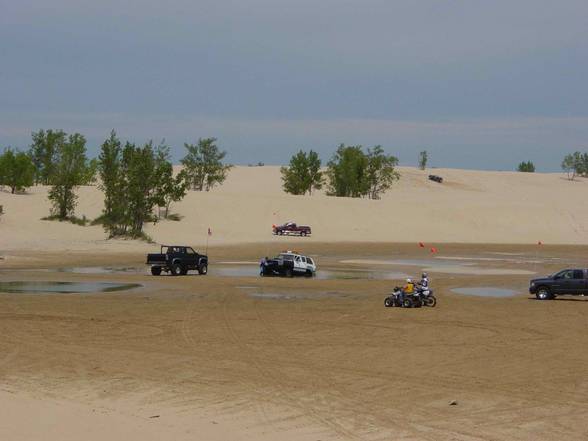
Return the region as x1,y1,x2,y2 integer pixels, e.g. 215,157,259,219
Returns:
418,272,429,291
398,278,415,305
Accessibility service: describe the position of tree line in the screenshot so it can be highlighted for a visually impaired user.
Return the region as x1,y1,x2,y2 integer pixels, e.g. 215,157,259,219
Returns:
281,144,400,199
0,130,230,239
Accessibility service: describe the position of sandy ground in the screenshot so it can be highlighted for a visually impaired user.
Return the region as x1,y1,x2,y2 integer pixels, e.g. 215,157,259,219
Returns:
1,166,588,253
2,243,588,440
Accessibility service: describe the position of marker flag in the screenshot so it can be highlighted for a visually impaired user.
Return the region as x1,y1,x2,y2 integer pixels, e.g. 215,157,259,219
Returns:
208,228,212,236
419,242,425,248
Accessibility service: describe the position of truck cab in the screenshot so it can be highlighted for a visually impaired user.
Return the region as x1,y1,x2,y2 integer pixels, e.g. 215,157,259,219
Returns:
529,269,588,300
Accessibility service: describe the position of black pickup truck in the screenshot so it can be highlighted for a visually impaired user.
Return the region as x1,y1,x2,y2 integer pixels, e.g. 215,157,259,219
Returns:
146,245,208,276
529,269,588,300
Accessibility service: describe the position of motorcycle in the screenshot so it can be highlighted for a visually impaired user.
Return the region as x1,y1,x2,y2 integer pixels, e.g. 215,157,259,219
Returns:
384,286,437,308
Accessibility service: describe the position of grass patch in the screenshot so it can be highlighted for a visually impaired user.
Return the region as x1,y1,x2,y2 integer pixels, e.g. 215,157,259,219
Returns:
41,214,89,226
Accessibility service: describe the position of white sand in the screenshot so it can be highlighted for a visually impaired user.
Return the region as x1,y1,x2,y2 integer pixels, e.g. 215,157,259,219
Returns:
1,166,587,251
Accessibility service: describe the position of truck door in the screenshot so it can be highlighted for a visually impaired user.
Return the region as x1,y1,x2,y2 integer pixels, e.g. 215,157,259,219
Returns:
553,270,583,294
571,269,586,294
293,255,305,273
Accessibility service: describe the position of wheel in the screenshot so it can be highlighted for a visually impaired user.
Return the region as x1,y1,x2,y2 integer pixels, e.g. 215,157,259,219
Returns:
301,231,306,237
424,295,437,307
536,287,552,300
402,298,413,308
384,297,394,307
180,266,188,275
170,264,182,276
151,266,162,276
285,269,293,278
198,264,208,275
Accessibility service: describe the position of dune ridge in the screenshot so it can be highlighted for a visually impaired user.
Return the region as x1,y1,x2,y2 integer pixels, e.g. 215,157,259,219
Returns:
1,166,587,252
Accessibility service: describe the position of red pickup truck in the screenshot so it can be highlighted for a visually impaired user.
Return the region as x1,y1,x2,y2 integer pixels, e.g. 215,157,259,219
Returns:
272,222,312,236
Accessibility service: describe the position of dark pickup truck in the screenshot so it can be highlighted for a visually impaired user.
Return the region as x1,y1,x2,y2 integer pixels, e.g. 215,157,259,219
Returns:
272,222,311,236
529,269,588,300
146,245,208,276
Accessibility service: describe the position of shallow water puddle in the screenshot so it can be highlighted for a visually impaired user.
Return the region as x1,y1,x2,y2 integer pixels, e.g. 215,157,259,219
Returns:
340,258,535,275
451,287,519,298
0,281,141,294
212,265,407,280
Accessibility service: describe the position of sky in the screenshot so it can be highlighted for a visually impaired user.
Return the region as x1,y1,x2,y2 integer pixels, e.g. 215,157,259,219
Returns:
1,0,587,170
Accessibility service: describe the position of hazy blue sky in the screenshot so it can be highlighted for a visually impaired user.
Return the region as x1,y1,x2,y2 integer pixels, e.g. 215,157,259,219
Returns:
1,0,587,170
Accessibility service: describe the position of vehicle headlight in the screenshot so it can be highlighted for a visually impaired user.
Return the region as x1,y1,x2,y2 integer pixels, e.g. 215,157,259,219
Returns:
530,282,535,287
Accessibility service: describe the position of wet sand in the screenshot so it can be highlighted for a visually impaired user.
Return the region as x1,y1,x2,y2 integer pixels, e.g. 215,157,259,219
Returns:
1,243,588,440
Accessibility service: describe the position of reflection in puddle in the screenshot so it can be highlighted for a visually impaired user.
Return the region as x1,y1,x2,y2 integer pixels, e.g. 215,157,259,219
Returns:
451,287,519,298
0,281,141,294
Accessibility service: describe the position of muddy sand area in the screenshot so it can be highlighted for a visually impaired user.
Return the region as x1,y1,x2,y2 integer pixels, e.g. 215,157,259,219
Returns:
1,243,588,440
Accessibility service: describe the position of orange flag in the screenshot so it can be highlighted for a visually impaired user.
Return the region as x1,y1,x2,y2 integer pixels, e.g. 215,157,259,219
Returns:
430,247,438,253
418,242,425,248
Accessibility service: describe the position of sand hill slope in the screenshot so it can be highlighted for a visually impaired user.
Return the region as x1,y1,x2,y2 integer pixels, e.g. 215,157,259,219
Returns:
1,166,587,252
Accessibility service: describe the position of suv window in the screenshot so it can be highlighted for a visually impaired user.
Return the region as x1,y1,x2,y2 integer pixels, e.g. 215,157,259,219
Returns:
186,248,195,255
573,270,584,279
307,258,314,266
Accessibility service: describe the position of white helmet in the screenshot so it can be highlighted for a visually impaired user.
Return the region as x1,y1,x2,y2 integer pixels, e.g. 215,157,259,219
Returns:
406,278,412,283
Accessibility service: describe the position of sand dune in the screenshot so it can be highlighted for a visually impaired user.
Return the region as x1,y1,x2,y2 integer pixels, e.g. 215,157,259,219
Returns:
1,166,587,251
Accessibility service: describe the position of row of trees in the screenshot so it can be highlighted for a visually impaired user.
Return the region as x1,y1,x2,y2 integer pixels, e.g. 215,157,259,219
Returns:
281,144,400,199
2,130,232,239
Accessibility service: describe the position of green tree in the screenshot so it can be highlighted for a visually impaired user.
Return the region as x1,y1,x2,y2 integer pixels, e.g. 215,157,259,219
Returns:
365,145,400,199
517,161,536,172
29,129,66,184
98,131,125,236
418,150,428,170
153,145,188,219
47,133,92,219
326,144,369,197
562,152,583,180
281,150,324,195
180,137,232,191
0,149,35,194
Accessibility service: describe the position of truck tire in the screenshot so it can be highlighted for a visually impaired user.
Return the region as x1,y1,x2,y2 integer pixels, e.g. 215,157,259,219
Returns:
151,266,162,276
180,266,188,275
285,269,293,278
171,264,182,276
198,264,208,275
300,231,306,237
536,287,552,300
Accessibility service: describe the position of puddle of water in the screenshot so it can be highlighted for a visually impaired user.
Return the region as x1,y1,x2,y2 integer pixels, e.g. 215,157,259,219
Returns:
451,287,519,298
340,259,535,276
246,290,345,300
58,267,145,274
0,281,141,294
211,265,408,280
